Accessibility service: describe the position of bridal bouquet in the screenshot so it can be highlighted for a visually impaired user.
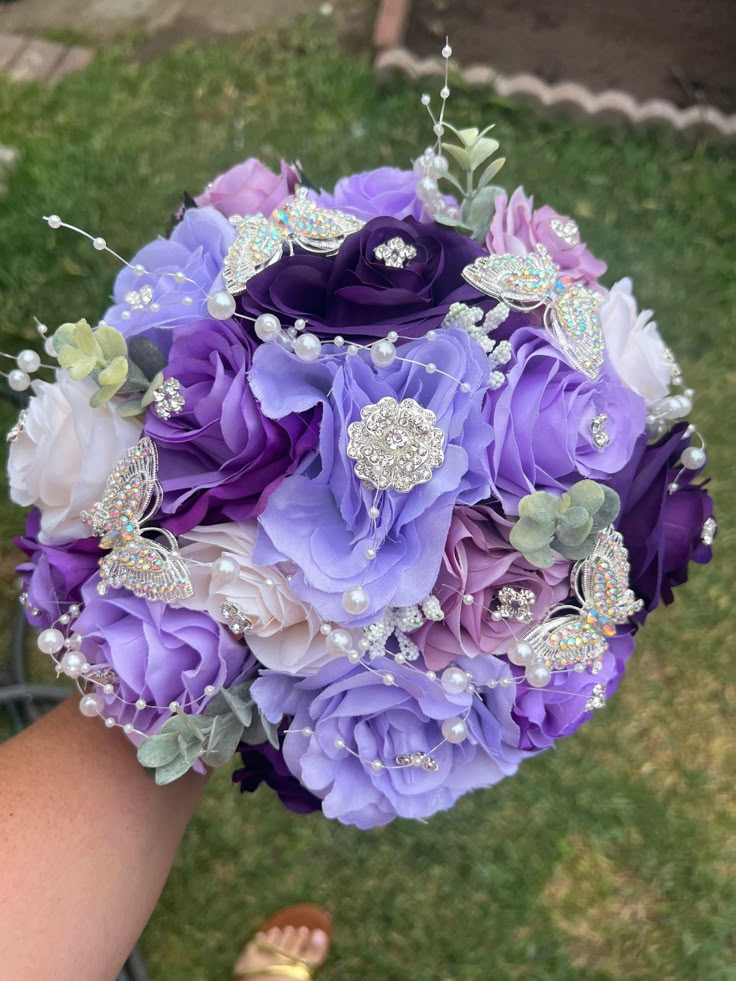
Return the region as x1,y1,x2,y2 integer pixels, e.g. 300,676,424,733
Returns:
8,58,715,828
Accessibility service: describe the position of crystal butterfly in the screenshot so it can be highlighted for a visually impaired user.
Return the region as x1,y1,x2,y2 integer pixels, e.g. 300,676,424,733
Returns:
461,244,604,379
223,186,365,296
517,526,642,672
80,437,193,604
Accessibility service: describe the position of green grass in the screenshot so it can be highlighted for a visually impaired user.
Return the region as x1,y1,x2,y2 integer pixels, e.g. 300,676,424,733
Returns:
1,18,735,981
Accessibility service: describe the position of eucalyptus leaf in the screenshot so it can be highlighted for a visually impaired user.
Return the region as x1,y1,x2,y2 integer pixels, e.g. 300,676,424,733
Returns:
95,325,128,362
476,158,506,192
567,479,605,513
222,687,255,728
97,355,128,388
595,487,621,527
137,731,181,768
456,126,480,146
154,753,196,786
509,518,553,553
524,544,558,569
468,137,500,172
89,383,120,408
555,509,593,547
128,336,167,381
141,372,165,407
441,142,472,171
115,396,146,418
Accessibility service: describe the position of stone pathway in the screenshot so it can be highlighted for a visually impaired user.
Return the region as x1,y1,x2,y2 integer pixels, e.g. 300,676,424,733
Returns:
0,33,93,83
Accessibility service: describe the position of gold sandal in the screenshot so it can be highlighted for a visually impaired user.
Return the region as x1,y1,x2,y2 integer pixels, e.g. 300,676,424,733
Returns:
233,903,332,980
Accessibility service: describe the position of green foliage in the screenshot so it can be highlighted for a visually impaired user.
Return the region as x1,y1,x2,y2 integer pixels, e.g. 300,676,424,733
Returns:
137,683,280,785
437,122,506,241
510,480,621,567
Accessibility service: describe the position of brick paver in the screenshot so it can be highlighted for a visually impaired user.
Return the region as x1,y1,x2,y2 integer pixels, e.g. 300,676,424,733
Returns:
7,37,67,82
0,32,26,71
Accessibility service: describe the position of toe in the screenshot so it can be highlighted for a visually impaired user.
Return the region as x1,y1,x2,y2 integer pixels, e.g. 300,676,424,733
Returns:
303,928,330,967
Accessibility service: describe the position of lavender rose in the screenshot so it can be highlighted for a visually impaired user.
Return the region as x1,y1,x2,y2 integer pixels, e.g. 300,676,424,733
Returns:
610,424,715,613
487,187,606,287
240,216,485,342
195,158,297,219
250,328,493,624
103,206,235,353
310,166,426,222
420,505,571,671
145,317,318,535
251,655,521,828
74,580,254,737
484,325,647,514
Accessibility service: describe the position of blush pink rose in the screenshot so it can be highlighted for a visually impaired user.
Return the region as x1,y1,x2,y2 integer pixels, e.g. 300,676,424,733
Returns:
486,186,606,287
195,158,297,219
419,505,571,670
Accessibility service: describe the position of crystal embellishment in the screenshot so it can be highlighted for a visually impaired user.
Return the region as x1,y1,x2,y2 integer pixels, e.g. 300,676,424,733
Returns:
363,596,444,661
590,413,610,449
152,377,185,420
462,244,604,379
442,301,512,389
346,397,445,494
396,751,439,772
6,408,27,443
701,516,717,546
124,285,154,310
584,682,607,712
220,602,254,636
550,217,580,246
373,236,417,268
491,586,536,624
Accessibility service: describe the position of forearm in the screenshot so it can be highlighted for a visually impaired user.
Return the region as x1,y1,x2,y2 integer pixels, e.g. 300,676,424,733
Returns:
0,697,206,980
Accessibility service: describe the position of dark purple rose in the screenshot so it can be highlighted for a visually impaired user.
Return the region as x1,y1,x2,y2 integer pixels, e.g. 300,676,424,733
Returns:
610,423,715,614
240,216,485,342
233,733,322,815
16,509,101,628
145,318,318,535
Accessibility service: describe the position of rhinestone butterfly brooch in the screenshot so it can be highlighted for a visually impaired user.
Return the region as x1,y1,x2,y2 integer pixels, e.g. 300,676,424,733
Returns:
518,526,642,673
461,244,604,379
223,186,365,296
81,437,193,604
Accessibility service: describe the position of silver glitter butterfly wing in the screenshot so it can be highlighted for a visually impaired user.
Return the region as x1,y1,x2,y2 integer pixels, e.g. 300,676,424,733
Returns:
574,526,643,623
518,611,609,672
546,284,604,379
80,437,160,546
222,214,286,296
461,245,558,311
97,536,193,603
277,188,365,255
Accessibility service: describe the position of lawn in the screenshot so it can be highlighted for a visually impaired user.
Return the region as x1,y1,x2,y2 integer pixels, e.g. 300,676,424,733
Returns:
0,17,734,981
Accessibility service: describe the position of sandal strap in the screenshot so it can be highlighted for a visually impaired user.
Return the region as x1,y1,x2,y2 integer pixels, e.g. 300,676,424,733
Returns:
235,965,313,980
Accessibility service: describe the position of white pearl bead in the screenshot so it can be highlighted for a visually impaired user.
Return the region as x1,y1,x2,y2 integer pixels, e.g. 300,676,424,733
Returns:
668,482,680,494
212,555,239,580
334,738,345,750
59,613,70,625
574,662,586,673
426,330,437,340
35,322,48,335
207,290,237,321
293,317,307,331
368,506,380,520
500,677,513,687
169,701,179,712
347,344,359,356
370,339,397,368
358,638,370,652
387,331,399,343
8,369,30,392
182,296,193,306
320,623,332,636
394,653,406,665
68,605,80,618
681,446,706,470
334,335,345,347
204,685,216,696
173,270,187,283
460,382,471,393
342,586,370,615
58,650,85,679
133,263,146,275
44,336,57,357
294,332,322,362
442,44,452,58
426,670,437,681
425,362,437,374
526,662,551,688
347,650,362,664
104,717,116,728
135,698,147,710
365,546,377,560
47,214,62,229
421,93,431,106
441,717,467,744
38,628,65,655
441,666,468,695
17,349,41,373
124,723,134,734
382,673,395,686
120,310,131,320
103,683,114,695
326,628,352,656
462,593,474,605
371,759,384,771
93,237,106,251
433,123,444,137
508,640,534,667
302,727,313,736
254,313,282,341
79,693,104,717
440,86,450,99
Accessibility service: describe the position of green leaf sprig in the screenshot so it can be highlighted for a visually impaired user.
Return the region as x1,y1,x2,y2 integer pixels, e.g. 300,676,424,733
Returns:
510,480,621,568
434,124,506,243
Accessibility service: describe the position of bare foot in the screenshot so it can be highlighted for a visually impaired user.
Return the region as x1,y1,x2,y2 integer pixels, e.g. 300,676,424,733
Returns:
233,923,330,980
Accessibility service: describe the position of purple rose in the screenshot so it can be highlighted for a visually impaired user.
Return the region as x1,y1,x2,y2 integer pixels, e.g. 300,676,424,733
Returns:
233,733,322,815
610,424,715,613
240,216,485,342
145,318,318,535
484,325,647,514
487,187,606,288
16,509,101,628
249,328,493,624
509,629,636,751
196,158,297,219
251,655,521,828
310,166,426,222
74,580,254,736
419,505,571,670
102,206,235,353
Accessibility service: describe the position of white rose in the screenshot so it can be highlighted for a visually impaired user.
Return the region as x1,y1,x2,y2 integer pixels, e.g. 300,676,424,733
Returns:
8,373,143,544
178,521,336,675
600,278,674,405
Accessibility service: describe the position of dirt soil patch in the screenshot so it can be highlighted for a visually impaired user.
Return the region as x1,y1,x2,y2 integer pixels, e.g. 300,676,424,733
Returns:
406,0,735,113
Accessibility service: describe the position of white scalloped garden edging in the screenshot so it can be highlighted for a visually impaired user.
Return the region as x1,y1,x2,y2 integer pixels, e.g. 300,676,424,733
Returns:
375,47,736,140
